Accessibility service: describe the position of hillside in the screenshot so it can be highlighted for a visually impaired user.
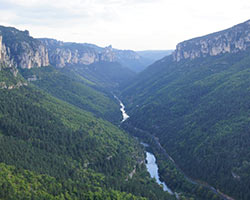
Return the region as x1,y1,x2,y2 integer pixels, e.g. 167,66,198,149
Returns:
2,18,250,200
20,66,122,123
0,162,147,200
121,20,250,200
0,63,174,200
63,61,136,90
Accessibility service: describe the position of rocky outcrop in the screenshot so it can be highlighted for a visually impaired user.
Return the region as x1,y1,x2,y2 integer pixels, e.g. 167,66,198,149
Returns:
0,25,153,72
40,39,116,68
173,20,250,61
39,39,145,71
0,81,28,90
16,42,49,69
0,26,49,69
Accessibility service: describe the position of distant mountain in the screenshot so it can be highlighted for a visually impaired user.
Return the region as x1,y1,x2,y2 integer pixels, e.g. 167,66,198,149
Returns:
0,26,137,89
121,19,250,200
136,50,173,64
0,26,49,69
0,25,151,74
39,38,150,72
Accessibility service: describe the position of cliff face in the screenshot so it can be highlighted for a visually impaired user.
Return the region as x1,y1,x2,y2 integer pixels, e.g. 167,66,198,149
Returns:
16,42,49,69
40,39,140,68
0,26,49,69
39,38,149,72
0,25,147,72
173,20,250,61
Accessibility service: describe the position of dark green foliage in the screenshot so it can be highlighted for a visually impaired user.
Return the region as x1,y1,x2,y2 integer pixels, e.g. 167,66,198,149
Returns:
20,66,121,123
122,123,223,200
0,64,24,86
121,48,250,199
0,85,136,179
0,65,173,199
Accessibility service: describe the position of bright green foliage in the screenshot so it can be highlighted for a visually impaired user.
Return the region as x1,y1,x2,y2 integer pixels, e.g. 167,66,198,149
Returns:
121,48,250,199
0,64,25,87
0,162,147,200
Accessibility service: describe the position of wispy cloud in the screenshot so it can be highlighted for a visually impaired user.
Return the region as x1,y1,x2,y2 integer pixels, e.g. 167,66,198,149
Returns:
0,0,249,50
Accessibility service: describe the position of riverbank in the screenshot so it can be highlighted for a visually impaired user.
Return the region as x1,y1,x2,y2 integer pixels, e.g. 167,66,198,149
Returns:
115,96,234,200
115,95,173,194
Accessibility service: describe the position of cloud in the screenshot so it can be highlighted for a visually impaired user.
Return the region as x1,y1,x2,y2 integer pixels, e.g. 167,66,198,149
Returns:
0,0,118,27
0,0,164,26
0,1,85,26
0,0,249,50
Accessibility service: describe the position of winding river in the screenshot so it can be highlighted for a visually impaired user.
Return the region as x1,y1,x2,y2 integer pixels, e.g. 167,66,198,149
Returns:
116,96,173,194
115,96,233,200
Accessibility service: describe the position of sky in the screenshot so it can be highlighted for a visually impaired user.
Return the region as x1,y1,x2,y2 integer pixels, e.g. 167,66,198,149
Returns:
0,0,249,51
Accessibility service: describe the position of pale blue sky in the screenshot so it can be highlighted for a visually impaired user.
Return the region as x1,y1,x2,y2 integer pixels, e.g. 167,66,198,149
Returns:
0,0,249,50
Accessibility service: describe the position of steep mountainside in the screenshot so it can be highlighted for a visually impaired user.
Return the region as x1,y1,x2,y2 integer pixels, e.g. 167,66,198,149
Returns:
0,63,173,200
39,38,113,67
173,20,250,61
20,66,122,123
63,61,136,90
39,38,149,72
0,24,149,74
0,26,49,69
0,25,174,199
121,19,250,200
0,25,136,94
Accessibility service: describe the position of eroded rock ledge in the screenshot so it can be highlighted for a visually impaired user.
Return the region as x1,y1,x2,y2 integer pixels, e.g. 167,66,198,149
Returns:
173,20,250,61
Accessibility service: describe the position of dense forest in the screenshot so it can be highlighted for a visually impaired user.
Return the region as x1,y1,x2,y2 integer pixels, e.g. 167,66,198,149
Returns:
121,48,250,199
1,20,250,200
20,66,122,124
0,63,175,199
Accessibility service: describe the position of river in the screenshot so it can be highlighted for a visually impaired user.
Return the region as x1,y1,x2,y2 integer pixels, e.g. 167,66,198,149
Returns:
145,151,174,194
114,95,129,123
116,96,173,194
115,96,234,200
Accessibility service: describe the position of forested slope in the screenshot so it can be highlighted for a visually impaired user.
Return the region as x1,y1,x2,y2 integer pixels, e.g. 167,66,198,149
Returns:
64,61,136,90
20,66,121,123
0,64,173,200
121,48,250,199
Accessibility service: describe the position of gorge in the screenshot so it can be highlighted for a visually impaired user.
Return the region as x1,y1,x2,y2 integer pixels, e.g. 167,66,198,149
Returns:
0,19,250,200
117,97,173,194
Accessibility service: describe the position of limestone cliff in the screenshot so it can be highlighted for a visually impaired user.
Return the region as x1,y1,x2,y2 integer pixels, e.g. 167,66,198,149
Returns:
39,39,114,67
0,25,156,72
39,39,145,71
0,26,49,69
173,20,250,61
